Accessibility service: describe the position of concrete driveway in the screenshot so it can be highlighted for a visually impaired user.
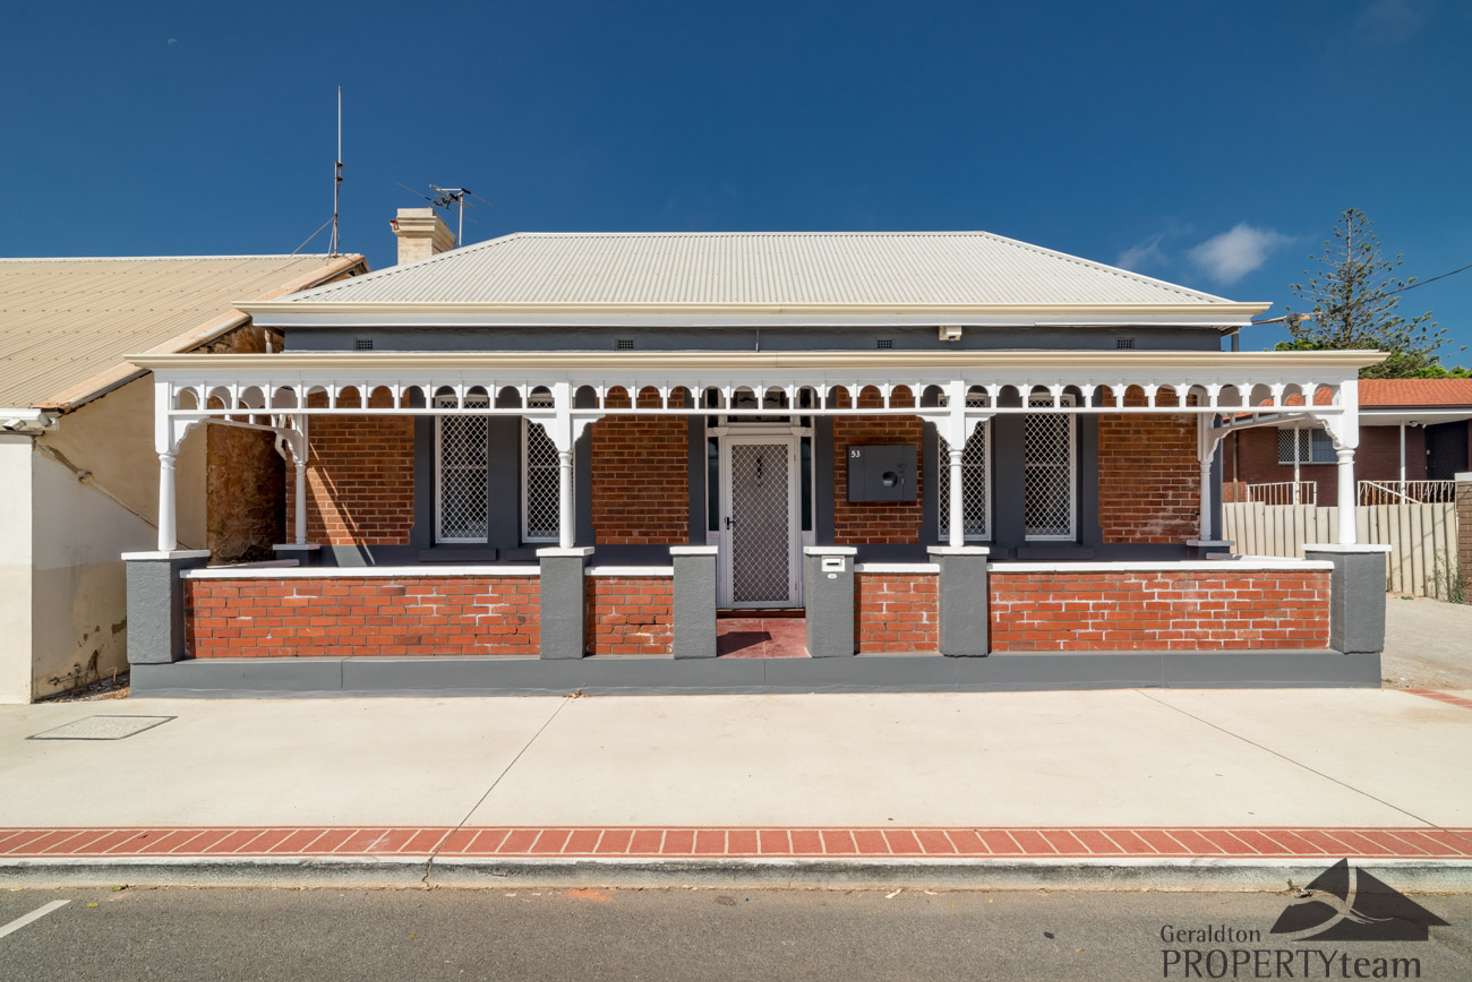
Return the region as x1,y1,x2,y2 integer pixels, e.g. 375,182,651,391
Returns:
1,687,1467,830
1383,596,1472,689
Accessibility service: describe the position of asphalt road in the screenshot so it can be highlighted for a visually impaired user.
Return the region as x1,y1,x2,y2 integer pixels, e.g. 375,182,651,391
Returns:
1,886,1470,981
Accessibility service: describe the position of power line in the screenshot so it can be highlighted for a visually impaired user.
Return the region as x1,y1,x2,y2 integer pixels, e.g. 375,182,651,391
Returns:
1386,259,1472,296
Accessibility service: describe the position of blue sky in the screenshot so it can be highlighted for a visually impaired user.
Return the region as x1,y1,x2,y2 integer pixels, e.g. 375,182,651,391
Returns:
3,0,1469,356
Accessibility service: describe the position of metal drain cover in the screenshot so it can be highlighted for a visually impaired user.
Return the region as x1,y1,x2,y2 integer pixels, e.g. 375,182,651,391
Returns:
29,715,174,741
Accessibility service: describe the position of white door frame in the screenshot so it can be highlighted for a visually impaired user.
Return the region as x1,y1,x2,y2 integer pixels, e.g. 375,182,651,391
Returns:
717,432,802,608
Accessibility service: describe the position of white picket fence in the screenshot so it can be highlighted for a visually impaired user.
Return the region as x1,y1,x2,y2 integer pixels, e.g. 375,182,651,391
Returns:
1222,501,1461,600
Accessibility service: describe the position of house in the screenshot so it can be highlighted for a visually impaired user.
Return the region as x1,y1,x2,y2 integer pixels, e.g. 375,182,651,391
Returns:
1223,379,1472,505
121,212,1392,694
0,252,366,703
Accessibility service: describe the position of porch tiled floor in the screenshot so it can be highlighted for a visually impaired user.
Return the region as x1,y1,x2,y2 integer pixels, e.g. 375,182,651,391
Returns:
715,615,809,658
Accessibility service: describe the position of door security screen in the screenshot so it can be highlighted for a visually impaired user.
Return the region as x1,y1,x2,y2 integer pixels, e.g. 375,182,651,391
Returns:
726,440,797,605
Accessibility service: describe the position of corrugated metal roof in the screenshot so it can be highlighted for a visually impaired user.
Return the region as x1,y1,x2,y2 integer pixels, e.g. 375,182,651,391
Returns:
1361,378,1472,408
0,255,356,408
283,231,1235,307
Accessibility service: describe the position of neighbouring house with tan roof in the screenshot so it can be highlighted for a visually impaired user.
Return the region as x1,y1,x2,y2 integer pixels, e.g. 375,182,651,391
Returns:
1223,378,1472,506
0,253,366,702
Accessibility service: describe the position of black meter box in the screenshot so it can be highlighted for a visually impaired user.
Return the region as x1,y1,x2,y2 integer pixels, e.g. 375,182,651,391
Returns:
846,444,916,502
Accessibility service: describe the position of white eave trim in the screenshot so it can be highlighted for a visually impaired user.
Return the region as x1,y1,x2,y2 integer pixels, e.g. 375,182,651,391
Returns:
130,349,1384,373
238,300,1272,330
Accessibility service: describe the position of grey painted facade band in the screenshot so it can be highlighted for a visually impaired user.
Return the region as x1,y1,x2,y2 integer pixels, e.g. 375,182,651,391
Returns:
935,554,989,656
125,554,211,666
1303,548,1388,655
288,324,1227,354
802,551,855,658
538,554,588,659
130,650,1381,696
672,552,717,659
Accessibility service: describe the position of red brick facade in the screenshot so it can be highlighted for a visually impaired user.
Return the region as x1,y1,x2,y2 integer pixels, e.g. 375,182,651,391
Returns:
590,389,689,545
287,390,415,546
184,575,540,657
854,572,939,653
989,569,1331,651
1096,413,1200,543
584,575,674,655
1224,426,1425,503
832,389,925,545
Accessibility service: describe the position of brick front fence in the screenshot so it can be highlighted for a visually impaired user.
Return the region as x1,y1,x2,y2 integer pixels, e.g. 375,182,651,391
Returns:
989,569,1331,651
184,574,541,657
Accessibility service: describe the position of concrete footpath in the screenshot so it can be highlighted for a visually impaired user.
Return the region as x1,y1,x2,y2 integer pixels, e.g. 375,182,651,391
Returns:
2,687,1470,887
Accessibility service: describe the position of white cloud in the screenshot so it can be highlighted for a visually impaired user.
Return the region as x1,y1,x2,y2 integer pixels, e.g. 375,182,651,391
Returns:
1116,233,1167,273
1187,223,1292,285
1357,0,1428,44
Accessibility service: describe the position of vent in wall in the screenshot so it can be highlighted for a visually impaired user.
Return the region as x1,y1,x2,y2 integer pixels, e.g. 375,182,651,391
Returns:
616,338,635,350
355,338,374,351
876,338,894,349
1115,337,1135,349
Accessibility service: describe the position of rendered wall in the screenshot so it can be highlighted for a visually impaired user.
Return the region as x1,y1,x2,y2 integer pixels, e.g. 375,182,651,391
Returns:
0,436,34,704
39,375,207,550
30,450,154,696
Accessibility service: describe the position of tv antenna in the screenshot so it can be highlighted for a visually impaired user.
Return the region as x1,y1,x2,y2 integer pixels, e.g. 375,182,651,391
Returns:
328,86,343,255
429,186,471,244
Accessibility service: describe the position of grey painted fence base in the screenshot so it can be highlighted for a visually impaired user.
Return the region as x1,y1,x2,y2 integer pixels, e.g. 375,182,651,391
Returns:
131,650,1380,696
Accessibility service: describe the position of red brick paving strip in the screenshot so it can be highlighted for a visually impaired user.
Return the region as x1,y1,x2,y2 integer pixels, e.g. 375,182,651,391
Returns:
1406,689,1472,711
2,827,1470,859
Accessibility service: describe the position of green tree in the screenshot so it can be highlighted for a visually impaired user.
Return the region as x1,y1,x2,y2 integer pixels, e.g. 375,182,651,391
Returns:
1275,209,1447,378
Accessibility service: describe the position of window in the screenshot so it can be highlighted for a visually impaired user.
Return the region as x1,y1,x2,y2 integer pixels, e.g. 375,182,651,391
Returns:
434,394,489,542
521,395,560,543
1023,394,1076,540
1277,428,1336,465
937,422,991,541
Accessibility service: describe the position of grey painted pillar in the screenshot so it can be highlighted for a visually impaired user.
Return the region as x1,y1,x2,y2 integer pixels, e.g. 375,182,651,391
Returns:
537,546,593,659
124,549,212,665
927,545,989,656
1304,544,1390,655
803,546,856,657
670,545,718,658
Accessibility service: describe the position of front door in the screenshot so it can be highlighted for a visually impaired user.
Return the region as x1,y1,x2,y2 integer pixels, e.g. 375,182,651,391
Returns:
719,435,801,608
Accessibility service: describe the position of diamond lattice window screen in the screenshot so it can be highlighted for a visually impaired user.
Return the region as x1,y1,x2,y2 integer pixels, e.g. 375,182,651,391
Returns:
1277,428,1336,465
522,416,561,543
436,395,490,542
730,443,792,604
937,422,991,540
1023,395,1075,539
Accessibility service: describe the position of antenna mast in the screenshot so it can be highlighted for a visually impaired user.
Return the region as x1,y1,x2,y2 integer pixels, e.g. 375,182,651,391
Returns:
328,86,343,255
430,185,470,244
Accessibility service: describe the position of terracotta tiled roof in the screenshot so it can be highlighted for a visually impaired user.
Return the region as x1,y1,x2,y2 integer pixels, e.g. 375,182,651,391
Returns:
1359,378,1472,408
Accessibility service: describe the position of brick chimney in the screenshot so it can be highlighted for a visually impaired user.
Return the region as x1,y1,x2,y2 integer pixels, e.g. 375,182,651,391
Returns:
390,207,455,265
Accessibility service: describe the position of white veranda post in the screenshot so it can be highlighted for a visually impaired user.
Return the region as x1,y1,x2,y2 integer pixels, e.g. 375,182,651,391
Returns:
551,382,576,550
1196,415,1216,541
1328,379,1360,545
293,415,309,546
154,380,179,552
